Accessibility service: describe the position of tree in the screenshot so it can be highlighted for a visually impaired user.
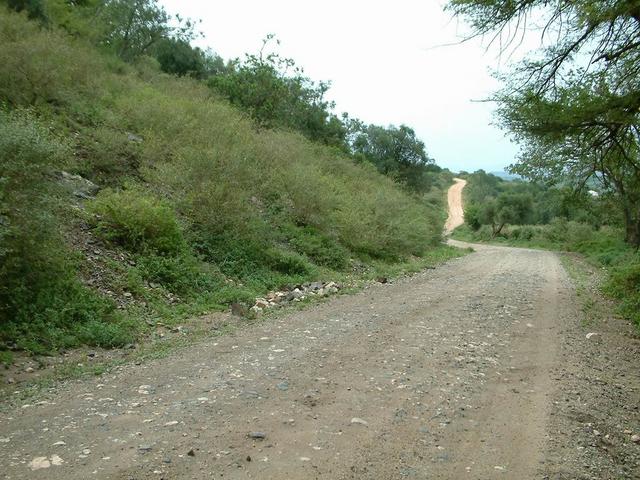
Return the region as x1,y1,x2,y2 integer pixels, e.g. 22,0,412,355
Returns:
153,37,214,78
480,192,533,237
447,0,640,246
208,35,347,147
99,0,197,61
350,124,435,192
5,0,47,21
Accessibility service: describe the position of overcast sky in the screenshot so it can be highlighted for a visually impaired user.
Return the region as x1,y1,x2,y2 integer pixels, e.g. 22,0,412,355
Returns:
161,0,529,173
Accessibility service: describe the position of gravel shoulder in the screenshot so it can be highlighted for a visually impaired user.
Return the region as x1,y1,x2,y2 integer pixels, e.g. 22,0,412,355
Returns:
4,239,638,479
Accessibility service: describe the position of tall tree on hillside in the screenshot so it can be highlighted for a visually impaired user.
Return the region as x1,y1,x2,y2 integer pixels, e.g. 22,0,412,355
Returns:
447,0,640,245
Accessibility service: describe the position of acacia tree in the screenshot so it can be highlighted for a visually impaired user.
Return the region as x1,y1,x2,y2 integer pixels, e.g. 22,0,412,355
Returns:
447,0,640,246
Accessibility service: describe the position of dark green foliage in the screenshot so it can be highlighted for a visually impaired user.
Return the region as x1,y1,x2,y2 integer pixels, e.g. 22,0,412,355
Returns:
152,37,224,79
5,0,47,21
0,110,134,353
286,225,349,271
460,170,613,236
88,189,185,255
98,0,191,61
208,35,347,148
132,252,219,296
349,123,435,193
605,261,640,325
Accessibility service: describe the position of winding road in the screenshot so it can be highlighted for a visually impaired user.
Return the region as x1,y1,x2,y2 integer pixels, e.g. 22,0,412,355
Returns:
1,180,639,479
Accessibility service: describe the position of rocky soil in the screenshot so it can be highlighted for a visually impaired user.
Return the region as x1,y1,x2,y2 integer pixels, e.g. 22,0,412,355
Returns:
2,239,638,479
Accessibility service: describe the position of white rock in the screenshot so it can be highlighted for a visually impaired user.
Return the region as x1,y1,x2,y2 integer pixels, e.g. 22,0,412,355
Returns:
29,457,50,470
52,441,66,446
350,417,368,426
631,434,640,443
586,332,598,339
164,421,179,426
50,455,64,466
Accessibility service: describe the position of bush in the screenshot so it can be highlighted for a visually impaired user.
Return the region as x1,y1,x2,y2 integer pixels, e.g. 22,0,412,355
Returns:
605,260,640,325
133,252,220,296
286,225,349,270
0,110,131,353
89,188,185,255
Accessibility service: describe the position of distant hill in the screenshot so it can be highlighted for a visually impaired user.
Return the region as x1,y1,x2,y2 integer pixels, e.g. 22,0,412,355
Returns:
490,171,521,181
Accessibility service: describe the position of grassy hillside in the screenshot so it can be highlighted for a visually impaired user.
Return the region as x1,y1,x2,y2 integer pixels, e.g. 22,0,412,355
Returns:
0,9,456,358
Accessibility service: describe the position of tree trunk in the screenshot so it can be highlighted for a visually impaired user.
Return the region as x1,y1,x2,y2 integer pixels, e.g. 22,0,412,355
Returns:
623,206,640,248
491,222,505,238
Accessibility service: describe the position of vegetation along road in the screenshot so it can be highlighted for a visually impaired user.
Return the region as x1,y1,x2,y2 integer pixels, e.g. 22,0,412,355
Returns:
0,181,637,479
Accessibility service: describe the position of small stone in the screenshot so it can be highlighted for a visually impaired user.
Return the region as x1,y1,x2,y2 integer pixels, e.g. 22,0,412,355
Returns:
164,421,179,427
50,455,63,466
254,299,269,309
350,417,368,426
631,434,640,443
299,457,311,462
29,457,50,470
248,432,266,439
585,332,598,339
25,367,35,373
250,306,263,316
52,441,66,446
277,381,289,391
163,457,172,464
187,449,196,457
0,437,9,443
82,448,91,455
231,303,247,317
138,445,152,453
246,455,252,462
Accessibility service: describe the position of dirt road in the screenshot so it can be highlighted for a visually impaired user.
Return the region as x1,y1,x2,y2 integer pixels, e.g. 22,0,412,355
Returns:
444,178,467,234
1,184,639,479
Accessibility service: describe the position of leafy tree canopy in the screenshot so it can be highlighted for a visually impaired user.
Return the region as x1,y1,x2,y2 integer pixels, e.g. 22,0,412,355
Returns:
448,0,640,245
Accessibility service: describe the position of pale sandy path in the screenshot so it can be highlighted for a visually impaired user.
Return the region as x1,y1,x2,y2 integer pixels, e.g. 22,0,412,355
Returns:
444,177,467,234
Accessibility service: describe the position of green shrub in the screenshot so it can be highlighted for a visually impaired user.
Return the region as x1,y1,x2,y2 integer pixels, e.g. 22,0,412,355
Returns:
89,188,185,255
0,110,132,354
286,225,349,270
605,260,640,325
134,252,221,296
